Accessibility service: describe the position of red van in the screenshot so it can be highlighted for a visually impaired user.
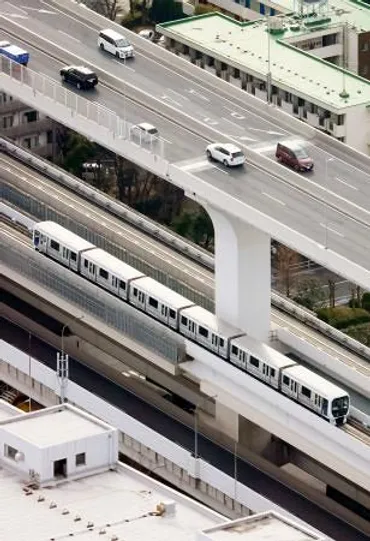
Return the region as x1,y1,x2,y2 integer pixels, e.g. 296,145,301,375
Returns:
276,141,314,172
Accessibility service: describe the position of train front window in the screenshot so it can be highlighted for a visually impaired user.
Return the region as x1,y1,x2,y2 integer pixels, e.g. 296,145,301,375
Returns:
331,396,349,416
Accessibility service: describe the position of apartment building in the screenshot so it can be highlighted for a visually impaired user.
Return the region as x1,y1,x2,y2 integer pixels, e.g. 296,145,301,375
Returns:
0,92,58,158
158,8,370,153
184,1,370,81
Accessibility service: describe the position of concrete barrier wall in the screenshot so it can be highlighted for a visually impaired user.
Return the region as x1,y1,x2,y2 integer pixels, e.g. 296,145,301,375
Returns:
276,326,370,399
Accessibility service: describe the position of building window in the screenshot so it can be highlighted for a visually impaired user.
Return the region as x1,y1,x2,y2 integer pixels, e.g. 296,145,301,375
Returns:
75,452,86,466
47,130,53,144
360,42,369,52
2,115,13,129
23,110,38,123
4,444,19,460
361,64,368,76
23,137,31,149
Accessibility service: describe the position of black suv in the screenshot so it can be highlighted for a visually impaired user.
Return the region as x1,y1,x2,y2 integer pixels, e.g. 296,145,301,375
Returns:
60,65,98,90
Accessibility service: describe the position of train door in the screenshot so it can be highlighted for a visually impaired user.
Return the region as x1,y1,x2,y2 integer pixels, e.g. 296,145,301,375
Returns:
262,363,268,383
161,304,168,325
290,379,298,399
86,260,96,282
314,393,321,413
117,279,127,300
211,333,219,355
62,246,70,267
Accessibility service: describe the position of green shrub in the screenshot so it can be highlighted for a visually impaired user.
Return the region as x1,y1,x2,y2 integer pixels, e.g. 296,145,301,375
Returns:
317,306,370,329
361,291,370,312
121,11,143,29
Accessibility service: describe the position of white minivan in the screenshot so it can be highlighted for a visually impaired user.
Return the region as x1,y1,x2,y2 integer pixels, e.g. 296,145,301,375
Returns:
98,29,134,59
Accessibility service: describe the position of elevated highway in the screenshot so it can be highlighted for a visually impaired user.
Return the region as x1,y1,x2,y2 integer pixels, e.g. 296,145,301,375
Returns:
1,223,369,500
1,0,370,340
1,147,370,404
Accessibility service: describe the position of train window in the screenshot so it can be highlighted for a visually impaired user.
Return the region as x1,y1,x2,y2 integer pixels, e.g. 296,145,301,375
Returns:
133,288,138,296
271,368,275,378
231,345,238,355
198,326,208,338
119,280,126,290
70,252,77,261
50,239,60,251
219,338,224,348
149,297,158,309
283,375,290,385
99,268,109,280
181,316,188,326
301,386,311,399
322,399,328,415
169,309,176,319
84,259,88,268
249,356,259,368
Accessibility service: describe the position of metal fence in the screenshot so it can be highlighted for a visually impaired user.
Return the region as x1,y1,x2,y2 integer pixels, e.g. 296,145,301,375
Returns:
0,237,185,364
1,182,215,312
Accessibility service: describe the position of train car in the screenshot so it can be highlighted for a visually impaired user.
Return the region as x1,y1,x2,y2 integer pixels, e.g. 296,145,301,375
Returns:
80,248,144,301
280,364,350,425
179,305,244,359
33,221,95,272
230,334,296,389
128,276,194,329
0,41,29,66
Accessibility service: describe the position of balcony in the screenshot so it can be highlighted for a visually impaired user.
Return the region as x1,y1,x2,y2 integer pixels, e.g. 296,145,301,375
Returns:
3,117,53,138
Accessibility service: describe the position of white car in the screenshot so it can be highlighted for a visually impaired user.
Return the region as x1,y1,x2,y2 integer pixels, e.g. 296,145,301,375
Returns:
131,123,159,143
206,143,245,167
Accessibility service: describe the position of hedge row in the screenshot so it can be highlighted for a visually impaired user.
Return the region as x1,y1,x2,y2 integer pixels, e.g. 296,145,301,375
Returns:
317,306,370,329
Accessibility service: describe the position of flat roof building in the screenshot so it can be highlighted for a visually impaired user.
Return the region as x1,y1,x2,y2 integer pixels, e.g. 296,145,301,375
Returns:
0,402,324,541
159,2,370,153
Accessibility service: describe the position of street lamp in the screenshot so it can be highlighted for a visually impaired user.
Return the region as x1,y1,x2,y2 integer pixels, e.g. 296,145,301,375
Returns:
57,315,84,403
324,157,335,249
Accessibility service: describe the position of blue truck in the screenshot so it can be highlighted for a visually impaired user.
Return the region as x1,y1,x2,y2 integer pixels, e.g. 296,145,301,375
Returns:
0,40,29,66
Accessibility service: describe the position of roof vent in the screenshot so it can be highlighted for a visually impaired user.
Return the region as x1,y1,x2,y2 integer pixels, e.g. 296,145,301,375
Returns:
74,515,82,522
111,536,119,541
49,501,57,509
156,501,176,517
99,528,107,535
37,495,45,502
87,522,94,528
62,509,70,515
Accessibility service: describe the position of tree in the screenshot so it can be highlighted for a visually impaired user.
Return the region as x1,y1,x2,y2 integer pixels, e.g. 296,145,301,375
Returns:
275,244,301,298
293,278,326,311
85,0,123,20
150,0,184,24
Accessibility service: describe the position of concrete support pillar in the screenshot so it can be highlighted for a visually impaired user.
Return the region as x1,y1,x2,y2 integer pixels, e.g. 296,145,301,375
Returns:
214,59,222,77
200,54,205,69
224,65,231,82
241,72,247,90
208,207,271,342
189,48,197,64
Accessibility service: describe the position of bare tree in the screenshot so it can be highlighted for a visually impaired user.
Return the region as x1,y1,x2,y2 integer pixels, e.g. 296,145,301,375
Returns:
275,244,301,298
85,0,123,20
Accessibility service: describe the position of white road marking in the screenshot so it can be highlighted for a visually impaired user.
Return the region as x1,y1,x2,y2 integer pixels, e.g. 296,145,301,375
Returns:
239,136,258,142
180,160,210,171
20,6,56,13
251,143,277,153
231,111,245,120
187,88,210,102
58,30,80,43
221,117,244,130
210,164,229,175
335,177,358,190
161,94,181,107
262,192,285,206
320,223,344,237
203,117,218,126
6,2,27,15
111,59,135,72
249,127,284,136
167,88,190,101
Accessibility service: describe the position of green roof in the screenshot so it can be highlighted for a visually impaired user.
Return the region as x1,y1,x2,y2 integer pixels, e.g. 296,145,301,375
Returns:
159,9,370,111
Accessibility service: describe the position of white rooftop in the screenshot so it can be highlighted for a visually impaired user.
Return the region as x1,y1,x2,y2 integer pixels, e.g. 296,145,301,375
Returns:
0,462,224,541
0,404,112,447
201,512,322,541
0,399,22,422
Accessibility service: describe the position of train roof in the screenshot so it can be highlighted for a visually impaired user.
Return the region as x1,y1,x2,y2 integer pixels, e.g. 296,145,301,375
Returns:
34,222,95,252
83,248,144,281
283,365,349,399
231,335,297,370
132,276,195,310
180,305,244,338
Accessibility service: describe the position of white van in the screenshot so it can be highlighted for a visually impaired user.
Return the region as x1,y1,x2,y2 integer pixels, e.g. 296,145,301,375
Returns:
98,29,134,59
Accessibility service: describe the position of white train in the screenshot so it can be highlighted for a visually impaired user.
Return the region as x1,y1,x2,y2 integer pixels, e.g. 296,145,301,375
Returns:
33,221,350,425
